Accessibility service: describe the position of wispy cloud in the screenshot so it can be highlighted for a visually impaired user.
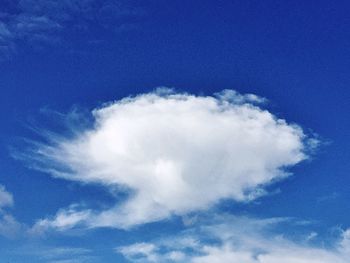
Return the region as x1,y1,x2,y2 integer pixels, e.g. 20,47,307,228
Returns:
118,242,161,262
317,192,339,203
17,244,95,263
0,0,144,58
116,215,350,263
0,184,22,238
0,213,21,238
30,204,92,235
22,89,316,231
0,184,13,208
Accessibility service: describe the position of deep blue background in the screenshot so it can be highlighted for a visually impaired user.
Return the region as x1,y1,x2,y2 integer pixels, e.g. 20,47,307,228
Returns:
0,0,349,261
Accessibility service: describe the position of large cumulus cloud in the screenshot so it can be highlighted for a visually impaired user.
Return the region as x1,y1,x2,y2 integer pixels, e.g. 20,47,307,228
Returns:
30,89,314,229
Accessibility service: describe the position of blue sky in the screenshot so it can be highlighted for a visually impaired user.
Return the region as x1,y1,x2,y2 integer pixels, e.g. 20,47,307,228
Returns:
0,0,350,262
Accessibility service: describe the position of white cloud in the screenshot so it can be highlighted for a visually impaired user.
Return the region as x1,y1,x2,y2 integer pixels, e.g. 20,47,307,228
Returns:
118,241,188,263
30,204,92,235
191,244,346,263
117,215,350,263
118,242,160,262
29,89,314,229
0,213,21,238
0,184,21,238
0,184,13,208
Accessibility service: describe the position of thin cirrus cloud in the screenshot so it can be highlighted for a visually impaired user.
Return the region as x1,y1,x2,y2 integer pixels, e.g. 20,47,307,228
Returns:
116,215,350,263
0,0,144,58
26,89,317,231
22,246,94,263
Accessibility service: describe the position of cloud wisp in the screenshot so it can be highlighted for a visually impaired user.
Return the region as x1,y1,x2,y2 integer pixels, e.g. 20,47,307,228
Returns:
116,215,350,263
0,0,144,58
0,184,21,238
0,184,13,208
25,89,316,231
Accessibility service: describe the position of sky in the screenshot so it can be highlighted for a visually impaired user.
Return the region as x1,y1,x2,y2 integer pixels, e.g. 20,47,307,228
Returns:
0,0,350,262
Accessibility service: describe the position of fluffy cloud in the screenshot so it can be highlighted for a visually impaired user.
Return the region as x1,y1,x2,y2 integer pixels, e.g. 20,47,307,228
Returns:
117,215,350,263
30,89,314,229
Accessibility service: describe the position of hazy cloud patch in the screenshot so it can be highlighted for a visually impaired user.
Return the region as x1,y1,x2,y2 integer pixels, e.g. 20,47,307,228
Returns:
0,0,144,58
117,215,350,263
0,184,21,238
